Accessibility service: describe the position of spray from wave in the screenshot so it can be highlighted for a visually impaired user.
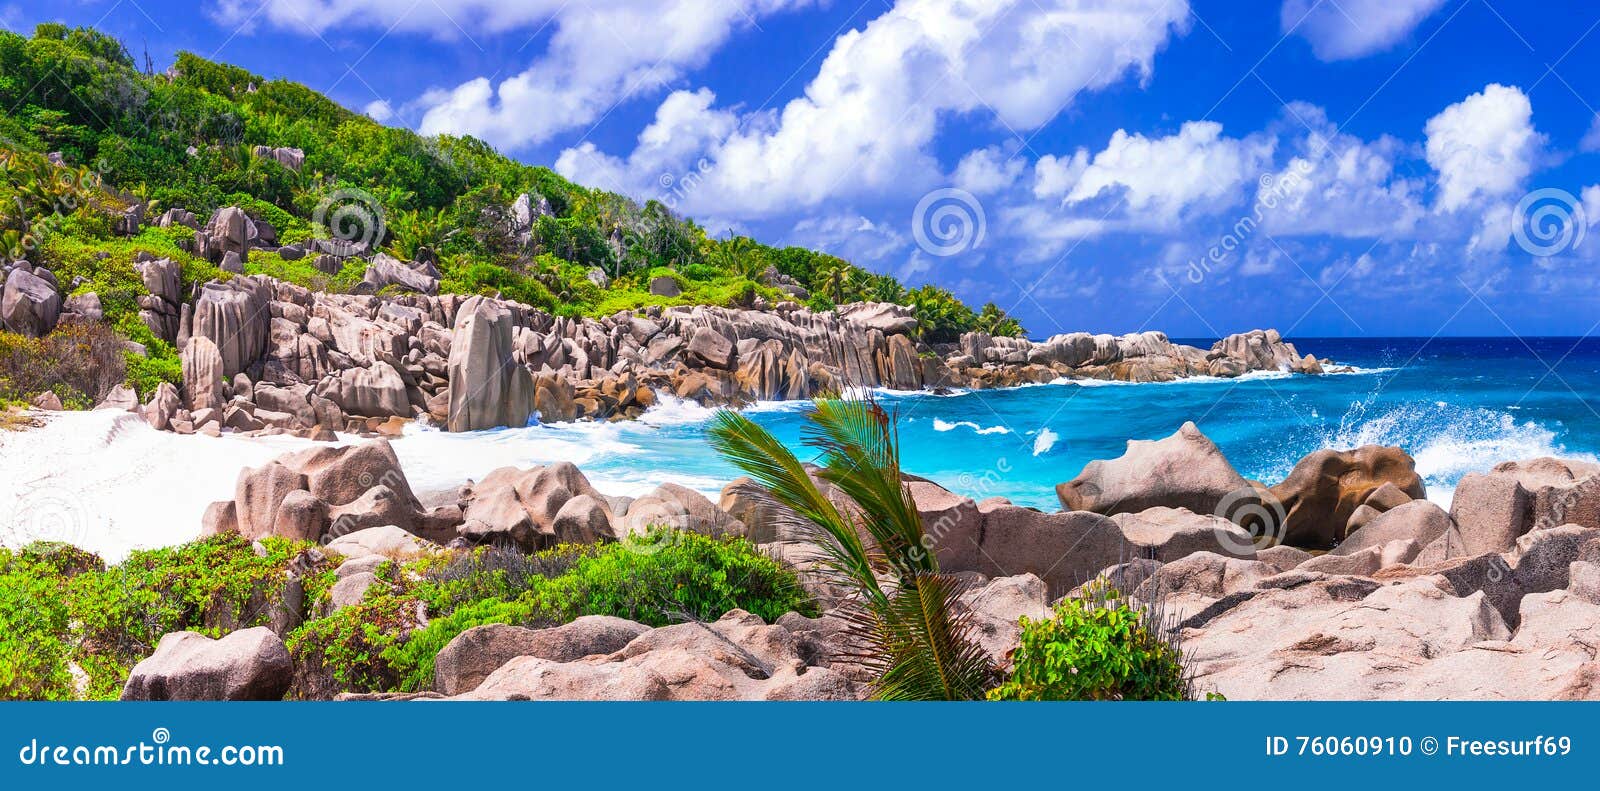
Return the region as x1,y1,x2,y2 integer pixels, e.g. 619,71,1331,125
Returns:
933,419,1011,435
1274,399,1599,507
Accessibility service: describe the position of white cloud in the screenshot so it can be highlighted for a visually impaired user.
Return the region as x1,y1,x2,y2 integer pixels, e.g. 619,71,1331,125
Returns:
1048,121,1275,229
1256,102,1424,238
787,213,909,264
211,1,809,151
417,1,806,149
1424,83,1543,213
953,146,1024,195
363,99,394,123
1581,115,1600,153
556,88,739,198
565,0,1191,219
1282,0,1447,61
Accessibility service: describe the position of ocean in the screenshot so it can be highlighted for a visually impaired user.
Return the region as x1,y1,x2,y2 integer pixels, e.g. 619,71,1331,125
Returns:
391,337,1600,511
8,336,1600,559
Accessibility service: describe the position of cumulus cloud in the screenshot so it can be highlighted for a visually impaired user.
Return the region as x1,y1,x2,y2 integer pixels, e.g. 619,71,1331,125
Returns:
420,1,807,149
953,146,1025,196
1424,83,1543,213
1043,121,1275,230
362,99,394,123
1581,115,1600,153
556,88,739,198
561,0,1191,218
1256,102,1424,238
1282,0,1447,61
210,1,809,151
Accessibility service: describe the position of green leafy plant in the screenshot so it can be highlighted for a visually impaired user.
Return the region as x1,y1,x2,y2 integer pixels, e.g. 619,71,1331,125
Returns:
708,396,995,700
987,586,1192,701
380,532,813,693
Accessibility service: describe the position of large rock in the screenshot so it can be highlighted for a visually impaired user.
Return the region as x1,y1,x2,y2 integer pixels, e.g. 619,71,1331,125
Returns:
181,336,227,412
1333,500,1454,557
446,296,536,431
121,627,292,701
916,481,1250,596
1183,576,1512,700
456,610,863,701
837,301,918,335
459,462,608,549
1269,445,1426,549
433,616,651,695
1,266,61,337
956,573,1050,668
1447,472,1534,556
1055,422,1251,517
360,253,438,295
318,361,410,418
621,482,745,540
190,279,270,377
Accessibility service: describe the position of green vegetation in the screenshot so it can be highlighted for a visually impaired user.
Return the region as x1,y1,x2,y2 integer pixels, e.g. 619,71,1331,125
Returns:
0,529,812,700
0,23,1026,401
0,535,332,700
287,531,813,696
708,396,996,700
987,587,1192,701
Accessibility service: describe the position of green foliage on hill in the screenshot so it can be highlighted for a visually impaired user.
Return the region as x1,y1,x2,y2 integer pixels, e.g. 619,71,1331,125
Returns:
0,23,1024,358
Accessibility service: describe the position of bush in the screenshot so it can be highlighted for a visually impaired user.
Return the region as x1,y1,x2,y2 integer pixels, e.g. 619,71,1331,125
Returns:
986,588,1191,701
0,535,327,700
0,320,127,407
381,532,815,693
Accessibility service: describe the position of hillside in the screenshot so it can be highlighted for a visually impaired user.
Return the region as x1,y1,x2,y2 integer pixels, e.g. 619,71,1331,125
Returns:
0,23,1022,406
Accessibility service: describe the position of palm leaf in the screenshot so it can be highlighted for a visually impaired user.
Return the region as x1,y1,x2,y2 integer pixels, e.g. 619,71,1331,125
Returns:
707,395,997,700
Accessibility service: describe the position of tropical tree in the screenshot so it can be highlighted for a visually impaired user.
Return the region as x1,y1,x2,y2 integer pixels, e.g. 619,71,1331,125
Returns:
707,397,995,700
974,302,1025,338
815,259,858,304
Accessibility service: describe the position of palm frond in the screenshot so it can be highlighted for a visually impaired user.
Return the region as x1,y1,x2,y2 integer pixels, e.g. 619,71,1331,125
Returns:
871,572,995,701
708,396,997,700
706,409,886,605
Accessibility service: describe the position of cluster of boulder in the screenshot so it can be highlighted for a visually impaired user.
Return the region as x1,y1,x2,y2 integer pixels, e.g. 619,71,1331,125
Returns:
118,419,1600,701
49,235,1328,436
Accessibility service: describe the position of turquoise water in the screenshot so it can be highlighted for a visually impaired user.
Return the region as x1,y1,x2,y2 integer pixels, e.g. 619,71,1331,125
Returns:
396,338,1600,509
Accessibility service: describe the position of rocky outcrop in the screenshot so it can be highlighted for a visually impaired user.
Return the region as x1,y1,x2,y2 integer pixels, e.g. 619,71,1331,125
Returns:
446,296,535,431
433,616,652,695
135,269,1323,436
358,252,438,295
121,627,292,701
204,439,460,545
1055,421,1252,517
454,609,862,701
1269,445,1426,548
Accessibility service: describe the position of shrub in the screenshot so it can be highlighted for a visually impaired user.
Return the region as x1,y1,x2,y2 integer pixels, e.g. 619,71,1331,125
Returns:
986,588,1191,701
0,535,324,700
382,532,815,693
0,320,127,407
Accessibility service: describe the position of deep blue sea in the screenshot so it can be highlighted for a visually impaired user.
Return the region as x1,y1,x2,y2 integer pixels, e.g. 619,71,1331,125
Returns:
393,338,1600,510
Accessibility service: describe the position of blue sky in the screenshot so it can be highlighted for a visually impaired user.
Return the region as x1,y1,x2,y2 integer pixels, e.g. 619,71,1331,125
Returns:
8,1,1600,338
